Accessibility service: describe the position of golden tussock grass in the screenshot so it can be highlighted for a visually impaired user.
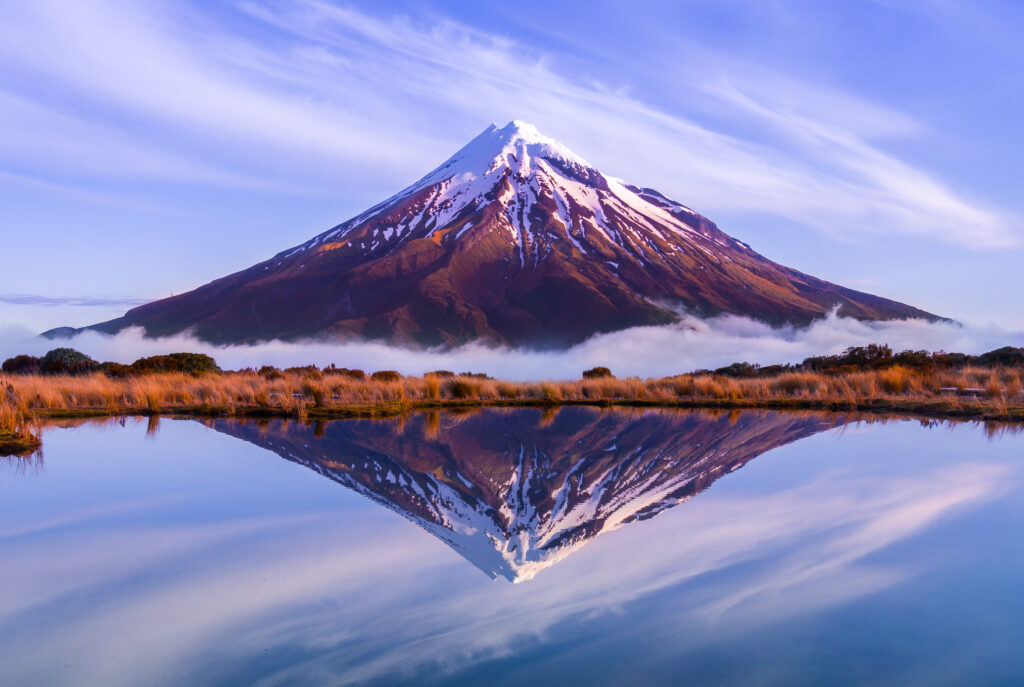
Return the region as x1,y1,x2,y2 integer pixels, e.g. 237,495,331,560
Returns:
1,364,1023,429
0,381,42,454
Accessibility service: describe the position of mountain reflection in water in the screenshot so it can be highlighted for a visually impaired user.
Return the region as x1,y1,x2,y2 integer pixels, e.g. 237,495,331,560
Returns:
211,408,849,582
5,410,1022,687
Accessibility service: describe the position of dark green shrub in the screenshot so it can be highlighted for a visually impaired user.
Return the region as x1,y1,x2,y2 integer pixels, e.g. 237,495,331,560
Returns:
1,355,40,375
803,344,894,372
284,365,321,378
713,362,759,378
458,371,491,379
129,353,221,375
757,364,791,377
39,348,99,375
425,370,455,378
258,365,284,380
323,365,365,380
933,352,973,368
582,366,613,379
100,362,132,377
370,370,402,382
892,349,935,372
845,344,893,368
977,346,1024,367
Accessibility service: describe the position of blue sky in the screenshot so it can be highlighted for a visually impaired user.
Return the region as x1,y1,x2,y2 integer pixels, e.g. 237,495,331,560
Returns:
2,0,1022,334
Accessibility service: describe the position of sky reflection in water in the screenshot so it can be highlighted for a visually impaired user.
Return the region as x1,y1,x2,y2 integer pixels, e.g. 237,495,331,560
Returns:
0,409,1022,687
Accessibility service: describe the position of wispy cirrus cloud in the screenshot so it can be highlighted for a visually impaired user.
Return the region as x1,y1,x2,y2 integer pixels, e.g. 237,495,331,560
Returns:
0,0,1014,248
0,293,150,308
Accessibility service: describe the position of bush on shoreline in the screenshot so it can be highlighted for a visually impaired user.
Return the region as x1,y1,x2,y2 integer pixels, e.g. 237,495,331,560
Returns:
713,345,1024,378
3,349,220,378
4,343,1020,383
582,366,613,380
103,353,221,377
1,355,40,375
0,342,1021,427
40,348,99,375
323,365,365,380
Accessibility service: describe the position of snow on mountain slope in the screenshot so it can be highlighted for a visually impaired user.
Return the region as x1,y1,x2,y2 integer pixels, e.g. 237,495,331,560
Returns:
67,120,939,347
292,120,744,267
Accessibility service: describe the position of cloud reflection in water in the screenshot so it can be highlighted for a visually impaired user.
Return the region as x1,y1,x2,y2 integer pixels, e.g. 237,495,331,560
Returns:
0,410,1016,686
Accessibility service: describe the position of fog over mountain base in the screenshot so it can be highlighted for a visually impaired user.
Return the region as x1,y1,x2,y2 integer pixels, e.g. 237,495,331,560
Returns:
2,313,1020,380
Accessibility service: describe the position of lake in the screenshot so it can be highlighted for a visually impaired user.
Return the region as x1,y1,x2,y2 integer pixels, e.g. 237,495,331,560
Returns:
1,408,1022,686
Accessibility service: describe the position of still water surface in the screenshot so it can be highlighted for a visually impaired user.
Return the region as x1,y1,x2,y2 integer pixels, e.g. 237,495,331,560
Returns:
1,408,1022,686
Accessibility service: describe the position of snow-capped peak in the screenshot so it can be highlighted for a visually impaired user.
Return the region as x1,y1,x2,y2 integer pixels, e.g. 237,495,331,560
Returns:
405,120,592,193
312,118,731,265
488,119,590,167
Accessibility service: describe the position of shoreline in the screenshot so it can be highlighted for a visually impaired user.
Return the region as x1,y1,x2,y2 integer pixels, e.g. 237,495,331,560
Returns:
0,430,42,455
3,362,1023,455
24,395,1024,424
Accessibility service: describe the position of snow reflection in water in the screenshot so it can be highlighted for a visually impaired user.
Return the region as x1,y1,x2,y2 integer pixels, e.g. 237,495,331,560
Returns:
0,409,1021,687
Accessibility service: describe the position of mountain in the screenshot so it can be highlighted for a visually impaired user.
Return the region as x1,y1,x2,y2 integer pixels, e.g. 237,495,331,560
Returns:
210,408,848,582
61,121,937,347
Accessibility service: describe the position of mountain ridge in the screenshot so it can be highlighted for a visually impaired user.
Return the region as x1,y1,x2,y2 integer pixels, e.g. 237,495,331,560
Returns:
52,120,940,348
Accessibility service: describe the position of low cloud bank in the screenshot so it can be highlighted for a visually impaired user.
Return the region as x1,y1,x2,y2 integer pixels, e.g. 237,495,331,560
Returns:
1,313,1021,381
